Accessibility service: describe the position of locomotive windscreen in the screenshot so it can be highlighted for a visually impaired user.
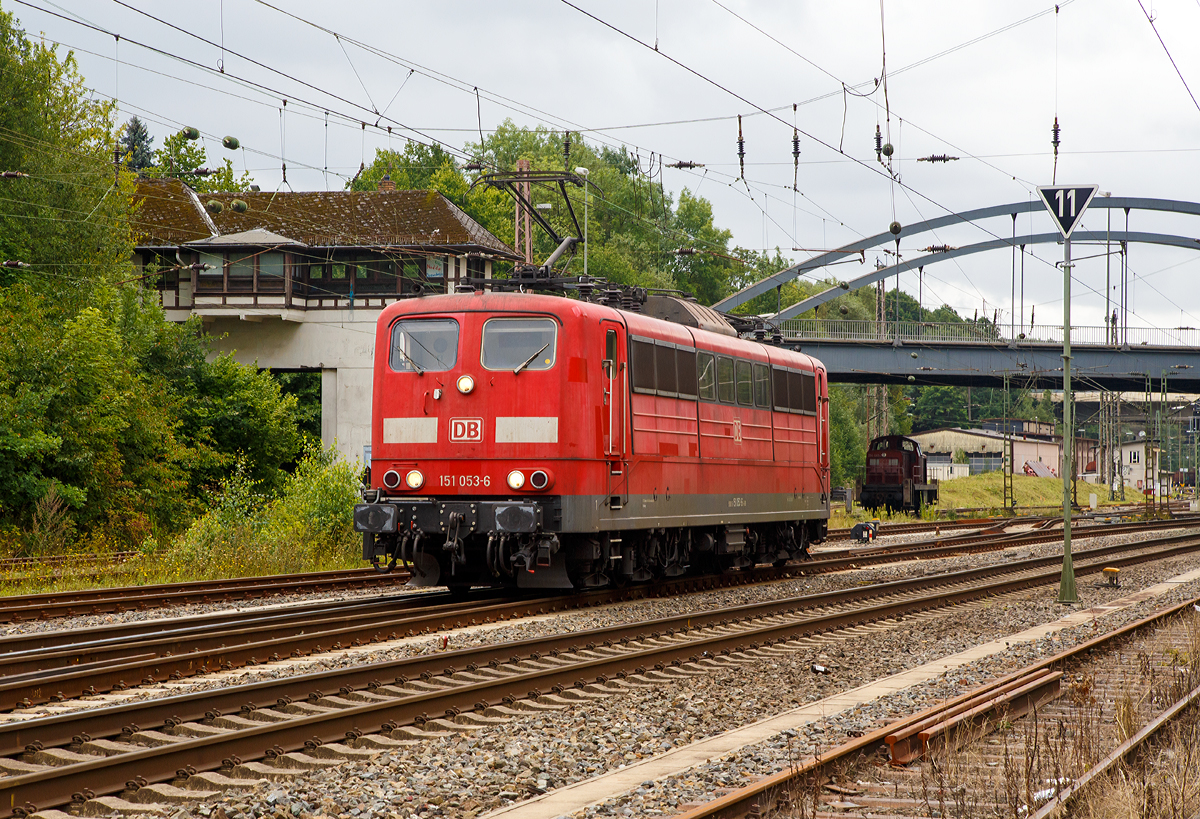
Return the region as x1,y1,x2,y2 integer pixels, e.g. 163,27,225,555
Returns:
482,317,558,371
390,318,459,372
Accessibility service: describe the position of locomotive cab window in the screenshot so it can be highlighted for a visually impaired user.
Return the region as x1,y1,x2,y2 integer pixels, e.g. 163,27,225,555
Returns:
390,317,459,372
901,440,915,452
482,317,557,371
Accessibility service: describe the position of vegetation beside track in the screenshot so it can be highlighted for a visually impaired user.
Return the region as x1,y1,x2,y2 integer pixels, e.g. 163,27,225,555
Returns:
1,445,361,595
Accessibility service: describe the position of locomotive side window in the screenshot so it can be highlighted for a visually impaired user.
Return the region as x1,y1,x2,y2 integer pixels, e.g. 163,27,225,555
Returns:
631,339,656,393
735,360,753,406
772,366,789,411
800,372,816,412
697,353,716,401
717,357,735,403
482,317,557,371
390,317,459,372
787,371,804,412
753,363,770,408
676,348,698,398
655,344,679,395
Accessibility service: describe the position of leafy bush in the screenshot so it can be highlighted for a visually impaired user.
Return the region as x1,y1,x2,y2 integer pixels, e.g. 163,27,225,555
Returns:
157,444,361,581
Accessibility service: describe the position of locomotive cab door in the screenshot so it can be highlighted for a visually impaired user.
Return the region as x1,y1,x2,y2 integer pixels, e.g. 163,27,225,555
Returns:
600,319,629,505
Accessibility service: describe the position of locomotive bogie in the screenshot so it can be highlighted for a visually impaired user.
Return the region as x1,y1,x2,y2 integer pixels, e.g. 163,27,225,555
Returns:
355,292,831,590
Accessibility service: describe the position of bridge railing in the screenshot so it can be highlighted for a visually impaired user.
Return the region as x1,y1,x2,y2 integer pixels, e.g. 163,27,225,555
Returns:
778,319,1200,347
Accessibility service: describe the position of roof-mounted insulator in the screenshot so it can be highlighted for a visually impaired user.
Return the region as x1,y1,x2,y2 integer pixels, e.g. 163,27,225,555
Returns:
917,154,959,163
875,125,883,162
205,200,224,214
2,260,30,268
1,171,29,178
666,161,704,169
230,199,248,214
923,244,954,253
737,115,746,179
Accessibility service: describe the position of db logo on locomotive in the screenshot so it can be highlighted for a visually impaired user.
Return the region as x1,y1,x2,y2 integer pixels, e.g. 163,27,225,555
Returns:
449,418,484,442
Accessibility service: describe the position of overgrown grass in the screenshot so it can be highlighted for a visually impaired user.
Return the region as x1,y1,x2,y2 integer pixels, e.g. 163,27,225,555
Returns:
0,444,363,595
937,472,1135,512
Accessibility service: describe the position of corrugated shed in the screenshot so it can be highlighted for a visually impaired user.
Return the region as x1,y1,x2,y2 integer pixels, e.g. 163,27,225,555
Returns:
131,180,519,259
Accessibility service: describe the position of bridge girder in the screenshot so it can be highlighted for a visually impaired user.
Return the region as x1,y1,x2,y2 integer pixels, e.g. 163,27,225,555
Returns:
710,197,1200,320
801,339,1200,392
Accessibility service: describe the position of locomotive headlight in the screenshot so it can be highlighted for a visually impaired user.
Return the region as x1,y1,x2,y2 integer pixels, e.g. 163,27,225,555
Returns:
506,470,525,490
382,470,402,489
404,469,425,490
456,374,475,394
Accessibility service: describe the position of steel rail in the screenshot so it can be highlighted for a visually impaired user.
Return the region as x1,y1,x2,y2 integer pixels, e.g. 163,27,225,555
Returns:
1029,678,1200,819
0,568,416,623
3,533,1200,815
2,520,1194,710
672,595,1200,819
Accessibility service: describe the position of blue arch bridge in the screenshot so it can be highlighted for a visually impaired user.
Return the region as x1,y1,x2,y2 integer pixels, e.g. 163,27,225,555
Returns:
713,197,1200,392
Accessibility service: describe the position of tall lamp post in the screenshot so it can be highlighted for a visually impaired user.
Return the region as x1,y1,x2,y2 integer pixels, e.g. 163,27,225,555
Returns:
574,166,590,276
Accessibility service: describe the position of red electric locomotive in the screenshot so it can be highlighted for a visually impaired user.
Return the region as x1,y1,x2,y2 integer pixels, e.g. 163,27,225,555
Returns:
354,290,830,590
859,434,939,514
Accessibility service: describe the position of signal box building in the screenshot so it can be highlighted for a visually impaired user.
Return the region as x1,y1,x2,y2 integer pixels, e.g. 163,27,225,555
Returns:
131,177,521,463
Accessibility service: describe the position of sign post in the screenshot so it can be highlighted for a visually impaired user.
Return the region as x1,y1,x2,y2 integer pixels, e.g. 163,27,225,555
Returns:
1037,184,1098,605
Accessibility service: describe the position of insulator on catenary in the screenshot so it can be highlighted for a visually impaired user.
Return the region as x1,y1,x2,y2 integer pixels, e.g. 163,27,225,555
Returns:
666,161,704,169
675,248,697,256
182,126,200,140
874,124,883,160
563,131,571,168
792,129,800,162
2,260,30,268
917,154,959,163
923,244,954,253
222,135,240,150
737,115,746,179
1051,117,1061,152
1,171,29,178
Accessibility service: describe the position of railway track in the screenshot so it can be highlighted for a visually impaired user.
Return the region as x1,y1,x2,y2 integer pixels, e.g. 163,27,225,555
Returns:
0,567,418,623
676,594,1200,819
2,518,1196,712
3,528,1200,816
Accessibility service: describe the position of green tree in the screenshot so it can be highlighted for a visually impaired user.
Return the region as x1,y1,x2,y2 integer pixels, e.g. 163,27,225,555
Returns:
910,386,968,432
0,7,132,295
118,115,154,171
829,386,866,487
147,130,253,193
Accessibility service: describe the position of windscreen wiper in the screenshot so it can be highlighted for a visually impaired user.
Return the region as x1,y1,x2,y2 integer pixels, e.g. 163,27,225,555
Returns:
513,342,550,375
394,345,424,374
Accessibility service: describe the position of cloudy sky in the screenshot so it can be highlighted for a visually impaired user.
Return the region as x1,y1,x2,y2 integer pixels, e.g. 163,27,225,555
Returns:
11,0,1200,332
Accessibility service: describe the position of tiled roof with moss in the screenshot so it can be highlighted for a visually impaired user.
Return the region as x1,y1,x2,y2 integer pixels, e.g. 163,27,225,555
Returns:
132,180,518,259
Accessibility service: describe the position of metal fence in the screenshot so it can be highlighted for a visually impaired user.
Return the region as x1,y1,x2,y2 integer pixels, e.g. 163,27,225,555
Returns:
778,319,1200,348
